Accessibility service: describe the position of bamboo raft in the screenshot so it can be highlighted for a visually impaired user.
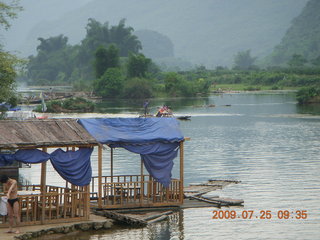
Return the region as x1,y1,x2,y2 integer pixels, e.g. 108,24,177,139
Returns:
92,179,243,226
93,209,174,226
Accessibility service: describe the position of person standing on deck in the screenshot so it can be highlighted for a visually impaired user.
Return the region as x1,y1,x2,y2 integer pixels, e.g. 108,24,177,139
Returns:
1,175,20,234
143,100,149,116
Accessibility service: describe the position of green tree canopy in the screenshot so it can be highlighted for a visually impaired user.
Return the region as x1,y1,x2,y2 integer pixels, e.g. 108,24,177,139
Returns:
288,54,307,67
37,35,68,53
233,50,257,70
0,0,23,107
122,77,153,99
311,55,320,66
93,68,124,98
0,0,22,30
26,18,142,86
27,35,73,84
94,44,119,78
127,53,151,78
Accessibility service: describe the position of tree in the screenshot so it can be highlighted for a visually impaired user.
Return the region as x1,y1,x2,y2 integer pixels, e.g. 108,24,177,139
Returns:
122,78,153,99
93,68,123,98
311,55,320,67
288,54,307,67
0,0,22,30
110,19,141,56
127,53,151,78
94,44,119,78
37,35,68,53
0,0,23,107
27,35,73,84
233,50,257,70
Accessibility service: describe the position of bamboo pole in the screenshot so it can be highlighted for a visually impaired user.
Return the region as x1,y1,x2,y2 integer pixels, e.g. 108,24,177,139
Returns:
40,147,47,224
98,145,102,208
179,141,184,204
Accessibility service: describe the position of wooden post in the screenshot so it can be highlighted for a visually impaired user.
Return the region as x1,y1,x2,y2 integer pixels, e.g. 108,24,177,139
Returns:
98,145,102,208
140,158,144,205
111,147,113,182
179,141,184,204
40,147,47,224
86,185,90,220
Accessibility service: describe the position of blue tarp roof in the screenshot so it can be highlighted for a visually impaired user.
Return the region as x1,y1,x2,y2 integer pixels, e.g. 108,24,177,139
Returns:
78,118,184,187
78,118,184,144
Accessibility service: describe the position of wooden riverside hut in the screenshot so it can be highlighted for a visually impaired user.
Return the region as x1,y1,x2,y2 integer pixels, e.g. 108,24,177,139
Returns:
79,117,186,209
0,119,98,226
0,117,186,227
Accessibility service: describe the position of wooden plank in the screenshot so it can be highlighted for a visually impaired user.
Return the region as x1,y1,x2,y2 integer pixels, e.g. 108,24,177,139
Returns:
95,210,148,226
209,197,244,205
147,215,168,224
142,211,173,221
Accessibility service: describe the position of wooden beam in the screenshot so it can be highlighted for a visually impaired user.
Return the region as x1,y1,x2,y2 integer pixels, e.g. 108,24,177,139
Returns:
98,145,102,208
0,144,98,151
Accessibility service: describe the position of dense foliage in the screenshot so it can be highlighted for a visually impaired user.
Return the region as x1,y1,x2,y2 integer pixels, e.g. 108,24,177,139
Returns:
266,0,320,66
34,97,94,113
26,18,142,86
204,66,320,90
0,0,23,109
296,87,320,104
24,18,212,99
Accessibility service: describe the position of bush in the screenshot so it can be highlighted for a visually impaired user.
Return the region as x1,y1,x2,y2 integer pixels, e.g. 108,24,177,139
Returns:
122,78,154,99
93,68,124,98
34,97,94,113
296,87,320,104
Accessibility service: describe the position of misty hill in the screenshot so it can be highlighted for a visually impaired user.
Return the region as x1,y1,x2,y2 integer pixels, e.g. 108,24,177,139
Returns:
265,0,320,66
3,0,308,68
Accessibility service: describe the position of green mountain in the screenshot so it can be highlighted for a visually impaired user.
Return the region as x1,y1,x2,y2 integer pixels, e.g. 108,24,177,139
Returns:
266,0,320,66
3,0,308,68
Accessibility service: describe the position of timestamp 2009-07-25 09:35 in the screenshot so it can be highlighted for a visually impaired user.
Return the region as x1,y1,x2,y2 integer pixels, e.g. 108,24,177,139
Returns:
212,210,308,220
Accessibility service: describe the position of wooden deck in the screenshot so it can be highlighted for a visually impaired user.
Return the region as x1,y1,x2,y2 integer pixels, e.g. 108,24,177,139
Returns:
0,184,90,228
90,175,183,209
92,179,244,226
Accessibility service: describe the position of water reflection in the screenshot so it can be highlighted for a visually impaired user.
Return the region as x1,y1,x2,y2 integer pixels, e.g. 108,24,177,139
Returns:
296,103,320,115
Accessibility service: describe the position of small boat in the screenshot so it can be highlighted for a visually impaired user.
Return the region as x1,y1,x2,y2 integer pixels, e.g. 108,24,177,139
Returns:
139,113,191,121
140,105,191,120
176,115,191,120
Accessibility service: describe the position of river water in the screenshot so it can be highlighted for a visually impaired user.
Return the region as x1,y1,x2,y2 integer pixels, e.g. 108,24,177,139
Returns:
19,92,320,240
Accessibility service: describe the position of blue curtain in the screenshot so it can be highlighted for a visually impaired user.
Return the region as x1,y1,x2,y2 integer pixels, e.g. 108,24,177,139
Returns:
15,149,51,163
0,148,93,186
50,148,93,187
111,142,180,187
0,154,16,166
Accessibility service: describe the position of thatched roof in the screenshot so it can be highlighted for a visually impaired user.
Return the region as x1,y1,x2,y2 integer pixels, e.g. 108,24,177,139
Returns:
0,119,98,149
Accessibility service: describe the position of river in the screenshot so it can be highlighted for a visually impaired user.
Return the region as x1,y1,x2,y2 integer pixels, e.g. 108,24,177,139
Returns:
19,92,320,240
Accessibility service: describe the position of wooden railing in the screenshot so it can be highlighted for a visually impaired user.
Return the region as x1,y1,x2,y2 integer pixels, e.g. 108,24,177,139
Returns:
0,184,89,227
91,175,182,208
